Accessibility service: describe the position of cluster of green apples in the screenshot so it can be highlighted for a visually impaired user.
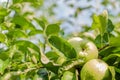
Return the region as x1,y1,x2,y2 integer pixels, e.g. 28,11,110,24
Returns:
68,37,112,80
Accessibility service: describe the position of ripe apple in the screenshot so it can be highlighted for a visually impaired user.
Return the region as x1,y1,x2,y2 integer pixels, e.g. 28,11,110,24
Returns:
80,59,112,80
68,37,98,62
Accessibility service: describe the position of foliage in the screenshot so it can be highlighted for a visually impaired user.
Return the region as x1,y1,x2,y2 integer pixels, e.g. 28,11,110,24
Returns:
0,0,120,80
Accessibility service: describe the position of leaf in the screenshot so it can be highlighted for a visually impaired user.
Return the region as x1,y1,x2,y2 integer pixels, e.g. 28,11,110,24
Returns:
58,59,84,77
0,6,8,23
109,66,116,80
12,0,23,3
14,40,40,53
12,15,35,30
99,46,116,57
45,24,60,36
0,33,7,43
0,50,9,60
0,6,8,18
28,30,43,36
107,19,114,33
95,33,109,48
40,48,60,73
94,34,102,48
110,36,120,47
0,59,10,74
48,35,77,59
45,51,59,62
34,18,45,30
103,33,109,43
103,53,120,61
13,0,42,3
92,10,108,35
37,68,49,80
115,67,120,74
6,29,27,39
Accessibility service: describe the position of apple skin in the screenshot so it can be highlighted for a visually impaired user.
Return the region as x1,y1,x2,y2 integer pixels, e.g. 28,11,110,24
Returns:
68,37,98,62
61,71,74,80
80,59,112,80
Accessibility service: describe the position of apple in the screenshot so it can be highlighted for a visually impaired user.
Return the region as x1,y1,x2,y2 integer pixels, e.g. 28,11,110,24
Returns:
61,71,74,80
80,59,112,80
68,37,98,62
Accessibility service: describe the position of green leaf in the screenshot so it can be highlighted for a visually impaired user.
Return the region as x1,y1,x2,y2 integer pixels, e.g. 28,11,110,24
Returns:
13,0,41,3
103,33,109,43
45,24,60,36
110,36,120,47
115,67,120,74
92,10,108,35
12,0,23,3
14,40,40,53
95,33,109,48
99,46,116,57
0,50,9,60
40,48,60,73
37,68,49,80
12,15,35,30
103,53,120,61
107,19,114,33
48,36,77,59
34,18,45,30
28,30,43,36
0,6,8,17
94,34,102,48
7,29,27,39
0,6,8,23
58,59,84,77
0,33,7,43
45,51,59,62
0,59,10,74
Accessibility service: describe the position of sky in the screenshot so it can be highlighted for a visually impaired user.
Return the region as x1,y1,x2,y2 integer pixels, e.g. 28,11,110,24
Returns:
0,0,7,2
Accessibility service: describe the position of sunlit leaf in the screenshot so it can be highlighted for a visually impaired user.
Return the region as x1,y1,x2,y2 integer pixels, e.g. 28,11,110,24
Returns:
0,6,8,23
48,35,77,59
110,36,120,47
34,18,45,30
45,51,59,62
0,59,10,74
12,15,35,30
0,33,7,43
28,30,43,36
45,24,60,36
6,29,27,39
14,40,40,53
92,10,108,35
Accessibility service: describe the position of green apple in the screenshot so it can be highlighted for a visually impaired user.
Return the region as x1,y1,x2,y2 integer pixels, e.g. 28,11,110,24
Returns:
80,59,112,80
68,37,98,62
61,71,74,80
